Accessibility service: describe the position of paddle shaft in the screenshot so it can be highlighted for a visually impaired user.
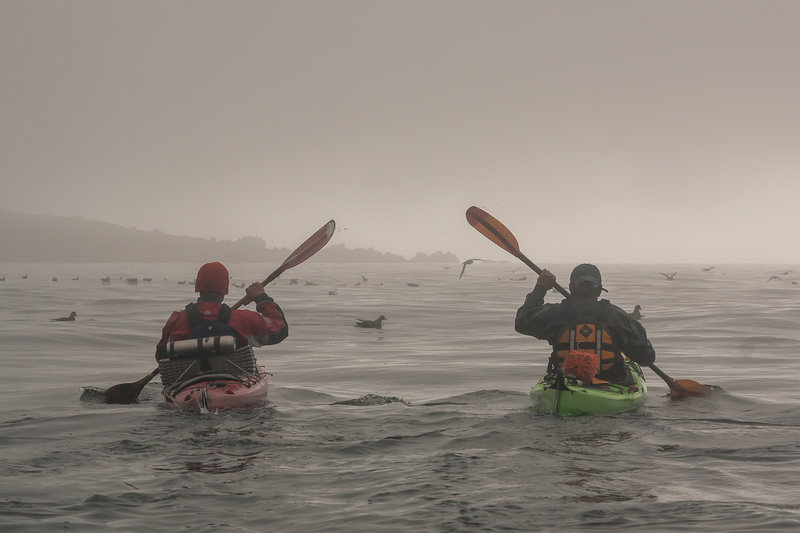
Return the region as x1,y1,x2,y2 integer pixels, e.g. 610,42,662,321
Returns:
465,205,696,395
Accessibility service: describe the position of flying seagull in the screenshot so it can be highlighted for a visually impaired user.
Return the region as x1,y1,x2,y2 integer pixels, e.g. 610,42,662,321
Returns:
660,272,677,280
354,315,387,329
459,258,485,279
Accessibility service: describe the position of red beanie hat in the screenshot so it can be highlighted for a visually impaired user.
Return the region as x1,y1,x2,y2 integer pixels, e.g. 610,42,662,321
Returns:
195,262,229,295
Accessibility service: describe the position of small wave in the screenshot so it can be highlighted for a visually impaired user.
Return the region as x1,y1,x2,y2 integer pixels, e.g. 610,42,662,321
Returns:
332,393,410,406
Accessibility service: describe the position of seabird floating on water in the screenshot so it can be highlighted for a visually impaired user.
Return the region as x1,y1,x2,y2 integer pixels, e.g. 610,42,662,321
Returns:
354,315,387,329
52,311,77,322
628,305,643,320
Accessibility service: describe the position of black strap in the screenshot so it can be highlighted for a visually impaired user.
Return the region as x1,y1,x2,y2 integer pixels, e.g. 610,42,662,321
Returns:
184,303,202,326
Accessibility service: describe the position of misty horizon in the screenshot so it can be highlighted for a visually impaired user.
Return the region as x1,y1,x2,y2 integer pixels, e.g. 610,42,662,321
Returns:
1,205,794,267
2,2,799,264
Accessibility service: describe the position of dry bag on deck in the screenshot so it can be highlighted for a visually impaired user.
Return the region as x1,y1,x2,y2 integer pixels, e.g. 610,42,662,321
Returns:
562,350,599,382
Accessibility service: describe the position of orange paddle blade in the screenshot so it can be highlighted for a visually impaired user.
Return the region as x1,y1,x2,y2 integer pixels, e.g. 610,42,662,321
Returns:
669,379,707,399
231,219,336,309
465,206,521,257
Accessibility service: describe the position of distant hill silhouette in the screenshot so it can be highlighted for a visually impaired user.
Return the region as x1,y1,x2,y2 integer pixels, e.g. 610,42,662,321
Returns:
0,207,459,263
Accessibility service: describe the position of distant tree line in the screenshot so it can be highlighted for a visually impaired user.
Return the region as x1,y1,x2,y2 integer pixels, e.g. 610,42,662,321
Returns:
0,208,459,263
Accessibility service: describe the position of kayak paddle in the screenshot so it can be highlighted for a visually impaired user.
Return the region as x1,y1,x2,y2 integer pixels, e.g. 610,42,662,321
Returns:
465,205,707,399
102,219,336,404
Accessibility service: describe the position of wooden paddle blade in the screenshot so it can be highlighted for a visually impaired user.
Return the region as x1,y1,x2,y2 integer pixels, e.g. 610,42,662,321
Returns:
231,219,336,309
277,220,335,276
465,205,568,296
649,364,707,399
669,379,707,399
262,219,336,286
465,206,521,256
103,368,160,404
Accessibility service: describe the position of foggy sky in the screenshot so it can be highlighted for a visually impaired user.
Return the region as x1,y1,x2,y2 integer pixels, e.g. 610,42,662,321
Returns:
2,1,799,264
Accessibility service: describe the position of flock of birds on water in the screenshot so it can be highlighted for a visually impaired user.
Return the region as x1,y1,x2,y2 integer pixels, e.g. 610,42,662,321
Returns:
2,263,795,326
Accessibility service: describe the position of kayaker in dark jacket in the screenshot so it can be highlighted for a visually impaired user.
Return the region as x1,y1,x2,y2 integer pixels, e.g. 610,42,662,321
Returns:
156,262,288,359
515,263,655,382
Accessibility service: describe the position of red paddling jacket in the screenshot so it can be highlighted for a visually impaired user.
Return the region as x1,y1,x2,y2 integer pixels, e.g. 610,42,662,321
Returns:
156,296,288,360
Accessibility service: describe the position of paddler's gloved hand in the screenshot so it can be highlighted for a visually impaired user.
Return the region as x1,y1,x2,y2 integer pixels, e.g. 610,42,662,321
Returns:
524,269,556,304
245,282,273,305
530,269,556,298
534,269,556,292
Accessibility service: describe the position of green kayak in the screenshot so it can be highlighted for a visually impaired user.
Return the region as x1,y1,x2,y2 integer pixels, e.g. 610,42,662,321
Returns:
530,359,647,416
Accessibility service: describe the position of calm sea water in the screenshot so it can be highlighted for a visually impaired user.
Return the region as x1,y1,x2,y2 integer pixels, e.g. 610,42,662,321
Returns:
1,262,799,532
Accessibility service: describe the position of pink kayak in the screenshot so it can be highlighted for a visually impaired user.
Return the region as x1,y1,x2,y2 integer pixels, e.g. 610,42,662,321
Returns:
157,337,268,412
163,368,268,412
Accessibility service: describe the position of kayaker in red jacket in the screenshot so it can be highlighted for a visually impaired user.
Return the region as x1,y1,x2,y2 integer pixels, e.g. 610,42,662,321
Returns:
515,263,655,382
156,262,288,359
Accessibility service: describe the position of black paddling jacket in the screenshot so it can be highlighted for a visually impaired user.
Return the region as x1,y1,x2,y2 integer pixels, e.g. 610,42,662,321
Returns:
515,286,656,376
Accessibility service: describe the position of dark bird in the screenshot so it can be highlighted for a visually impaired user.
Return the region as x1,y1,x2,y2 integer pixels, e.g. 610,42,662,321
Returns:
660,272,677,280
701,266,714,272
628,305,643,320
354,315,387,329
101,276,111,283
52,311,77,322
459,258,484,279
767,276,782,282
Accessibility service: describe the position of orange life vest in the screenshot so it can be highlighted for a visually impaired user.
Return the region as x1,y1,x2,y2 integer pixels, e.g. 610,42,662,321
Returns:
553,323,619,377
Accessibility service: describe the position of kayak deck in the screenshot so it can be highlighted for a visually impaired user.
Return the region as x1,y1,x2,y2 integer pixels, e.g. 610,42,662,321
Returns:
164,369,268,412
158,344,268,412
530,360,647,416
